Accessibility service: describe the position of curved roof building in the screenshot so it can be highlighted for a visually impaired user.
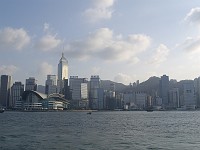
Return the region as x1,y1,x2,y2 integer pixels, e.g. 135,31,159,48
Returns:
22,90,69,110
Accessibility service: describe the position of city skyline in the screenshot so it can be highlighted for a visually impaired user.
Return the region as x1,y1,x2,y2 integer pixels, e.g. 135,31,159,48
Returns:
1,0,200,85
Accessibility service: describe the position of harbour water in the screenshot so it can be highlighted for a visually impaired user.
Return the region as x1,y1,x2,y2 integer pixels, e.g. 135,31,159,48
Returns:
1,111,200,150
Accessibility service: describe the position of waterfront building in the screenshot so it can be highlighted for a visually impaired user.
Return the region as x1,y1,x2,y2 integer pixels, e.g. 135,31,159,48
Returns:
194,77,200,108
69,76,88,109
11,82,24,109
22,91,69,110
25,77,37,91
159,75,169,107
89,75,101,109
183,81,196,110
57,53,68,94
0,75,12,108
37,85,45,94
169,88,180,108
45,75,57,95
123,92,135,108
135,91,147,109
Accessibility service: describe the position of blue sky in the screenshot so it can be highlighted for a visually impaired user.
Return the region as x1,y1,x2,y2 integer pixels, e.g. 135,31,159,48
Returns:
1,0,200,85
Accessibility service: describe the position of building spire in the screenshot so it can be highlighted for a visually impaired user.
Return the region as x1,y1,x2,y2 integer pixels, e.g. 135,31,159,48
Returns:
62,52,64,58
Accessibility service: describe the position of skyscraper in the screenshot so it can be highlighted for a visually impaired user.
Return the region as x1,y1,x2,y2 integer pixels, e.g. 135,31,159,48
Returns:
25,77,37,91
69,76,88,108
45,75,57,95
159,75,169,107
57,53,68,94
0,75,12,108
11,82,24,108
183,81,195,110
89,75,101,109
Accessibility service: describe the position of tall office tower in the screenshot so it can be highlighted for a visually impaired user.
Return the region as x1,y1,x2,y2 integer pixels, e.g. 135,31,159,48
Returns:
0,75,12,108
169,88,180,108
57,53,68,94
183,81,196,109
63,79,71,100
69,76,88,108
159,75,169,107
11,82,24,108
89,75,101,109
45,75,57,95
25,77,37,91
194,77,200,108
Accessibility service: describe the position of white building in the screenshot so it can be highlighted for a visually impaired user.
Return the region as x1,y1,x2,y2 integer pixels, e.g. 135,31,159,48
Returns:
57,53,68,94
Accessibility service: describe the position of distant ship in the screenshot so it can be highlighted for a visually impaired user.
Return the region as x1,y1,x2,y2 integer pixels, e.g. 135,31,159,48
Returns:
0,108,4,113
146,107,153,112
87,112,92,115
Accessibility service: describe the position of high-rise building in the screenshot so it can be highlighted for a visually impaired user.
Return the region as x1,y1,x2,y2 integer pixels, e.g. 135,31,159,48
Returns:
194,77,200,108
25,77,37,91
69,76,88,108
45,75,57,95
57,53,68,94
0,75,12,108
169,88,180,108
89,75,101,109
159,75,169,107
11,82,24,108
183,81,196,109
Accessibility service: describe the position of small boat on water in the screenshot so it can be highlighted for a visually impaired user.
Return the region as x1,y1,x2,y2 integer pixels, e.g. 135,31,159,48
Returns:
87,112,92,115
146,107,153,112
0,108,4,113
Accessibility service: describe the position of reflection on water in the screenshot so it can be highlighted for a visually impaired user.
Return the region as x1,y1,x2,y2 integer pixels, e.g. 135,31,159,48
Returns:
1,111,200,150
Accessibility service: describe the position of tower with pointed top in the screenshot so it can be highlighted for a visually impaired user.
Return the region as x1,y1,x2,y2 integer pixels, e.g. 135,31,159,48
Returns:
57,53,68,94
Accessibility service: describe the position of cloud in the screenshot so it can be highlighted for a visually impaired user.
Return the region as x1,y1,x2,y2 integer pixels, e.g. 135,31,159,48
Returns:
65,28,151,63
83,0,115,23
91,67,101,74
114,73,133,85
0,27,30,50
180,37,200,54
149,44,169,64
35,34,61,51
43,23,50,32
37,62,53,76
0,65,18,75
185,7,200,25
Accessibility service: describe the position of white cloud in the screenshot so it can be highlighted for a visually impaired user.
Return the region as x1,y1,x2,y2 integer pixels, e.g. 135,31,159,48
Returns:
38,62,53,76
149,44,169,64
91,67,101,74
35,34,61,51
0,65,18,75
84,0,115,23
43,23,50,32
180,36,200,54
185,7,200,25
0,27,30,50
65,28,151,63
114,73,133,85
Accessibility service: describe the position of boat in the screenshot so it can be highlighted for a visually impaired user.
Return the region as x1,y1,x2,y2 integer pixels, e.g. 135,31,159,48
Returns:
146,107,153,112
0,108,4,113
87,112,92,115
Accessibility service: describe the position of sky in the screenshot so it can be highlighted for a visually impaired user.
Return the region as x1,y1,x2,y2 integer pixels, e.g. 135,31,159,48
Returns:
1,0,200,85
